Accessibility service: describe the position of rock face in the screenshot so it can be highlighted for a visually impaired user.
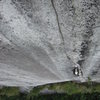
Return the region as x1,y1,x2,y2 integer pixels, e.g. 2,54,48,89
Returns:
0,0,100,86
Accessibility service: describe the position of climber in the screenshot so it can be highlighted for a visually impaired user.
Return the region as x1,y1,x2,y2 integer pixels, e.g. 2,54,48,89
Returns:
73,64,83,76
73,65,79,76
73,64,79,76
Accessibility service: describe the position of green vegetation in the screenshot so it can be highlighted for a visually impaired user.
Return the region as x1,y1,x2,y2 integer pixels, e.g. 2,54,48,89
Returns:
0,81,100,100
0,87,19,96
48,81,100,94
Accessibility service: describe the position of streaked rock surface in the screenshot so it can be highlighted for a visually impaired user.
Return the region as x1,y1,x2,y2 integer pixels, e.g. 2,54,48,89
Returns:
0,0,100,86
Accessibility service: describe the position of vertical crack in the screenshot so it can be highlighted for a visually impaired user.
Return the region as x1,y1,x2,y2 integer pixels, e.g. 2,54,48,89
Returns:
51,0,84,77
51,0,65,45
51,0,72,61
